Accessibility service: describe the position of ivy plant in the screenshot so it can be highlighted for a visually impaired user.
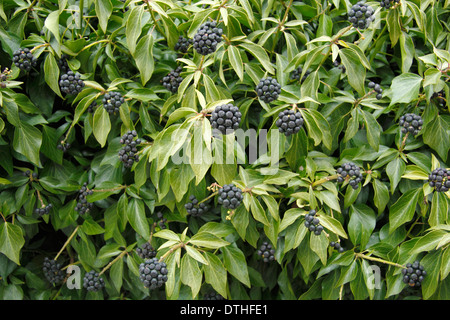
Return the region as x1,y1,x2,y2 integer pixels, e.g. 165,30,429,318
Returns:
0,0,449,301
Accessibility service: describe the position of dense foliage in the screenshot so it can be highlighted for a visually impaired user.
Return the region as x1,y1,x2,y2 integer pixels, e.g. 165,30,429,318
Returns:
0,0,449,301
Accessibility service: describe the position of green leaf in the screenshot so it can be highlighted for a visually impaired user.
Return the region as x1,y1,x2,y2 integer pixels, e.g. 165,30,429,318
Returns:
134,34,154,86
188,232,230,249
360,109,381,152
44,54,62,98
0,222,25,265
429,192,449,227
13,122,42,167
422,115,449,162
94,0,112,33
222,245,251,287
228,45,244,81
386,8,401,46
318,214,348,239
388,73,423,106
249,195,269,226
238,41,274,74
389,188,422,233
181,253,202,298
386,157,406,194
348,204,376,250
339,48,366,96
203,252,227,298
92,107,111,147
126,198,150,240
125,5,144,55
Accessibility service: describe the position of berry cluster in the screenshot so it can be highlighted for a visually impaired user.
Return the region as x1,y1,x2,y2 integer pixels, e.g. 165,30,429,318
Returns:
380,0,400,9
57,54,70,73
35,204,53,216
428,168,450,192
156,211,168,229
431,90,446,109
59,70,85,95
210,103,242,135
23,170,38,180
103,91,125,114
329,241,345,253
87,101,97,113
42,257,65,285
12,48,37,72
75,182,94,215
174,36,193,53
290,66,310,83
402,261,426,288
83,270,105,292
161,67,183,93
57,140,71,153
275,109,304,136
347,1,375,30
0,68,12,88
333,59,346,73
136,242,157,260
139,258,169,290
368,81,383,100
399,113,423,136
257,241,275,263
217,184,243,210
336,162,363,190
118,130,141,168
256,77,281,103
185,195,209,217
193,21,223,56
204,291,225,300
304,210,324,236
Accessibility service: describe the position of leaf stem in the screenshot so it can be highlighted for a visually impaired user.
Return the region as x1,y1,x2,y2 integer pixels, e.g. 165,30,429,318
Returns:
99,249,128,276
311,174,339,188
159,242,185,262
355,252,406,269
54,226,80,261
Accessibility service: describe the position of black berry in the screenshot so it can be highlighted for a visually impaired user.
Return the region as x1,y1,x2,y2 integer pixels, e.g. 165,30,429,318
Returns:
333,59,346,73
380,0,400,9
139,257,169,290
34,203,53,216
402,261,426,288
368,81,383,100
174,36,193,53
136,242,157,260
275,109,304,136
204,291,225,300
428,168,450,192
210,103,241,135
290,66,310,83
59,70,85,95
156,211,167,229
83,270,105,292
75,182,94,215
256,77,281,103
42,257,65,285
12,48,37,72
185,195,209,217
304,210,324,236
347,1,375,29
257,241,275,263
330,241,345,253
103,91,125,114
431,90,446,109
192,21,223,56
336,162,363,190
57,54,70,73
217,184,243,210
161,67,183,93
398,113,423,136
118,130,141,168
87,101,97,113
